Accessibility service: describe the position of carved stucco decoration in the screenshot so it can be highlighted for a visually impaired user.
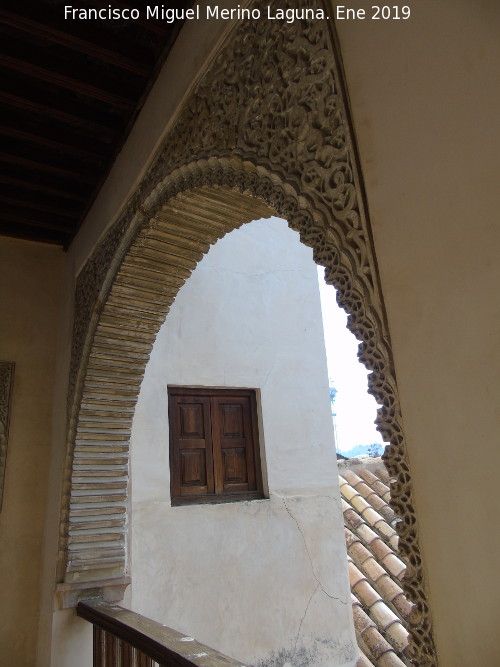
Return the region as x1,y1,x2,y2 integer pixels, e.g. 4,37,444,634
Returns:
60,1,436,663
0,361,14,512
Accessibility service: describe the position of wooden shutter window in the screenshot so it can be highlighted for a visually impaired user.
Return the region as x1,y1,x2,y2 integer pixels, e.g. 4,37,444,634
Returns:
169,396,214,499
168,388,264,506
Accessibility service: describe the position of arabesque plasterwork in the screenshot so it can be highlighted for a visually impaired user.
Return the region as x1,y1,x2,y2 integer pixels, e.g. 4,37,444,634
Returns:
60,1,436,663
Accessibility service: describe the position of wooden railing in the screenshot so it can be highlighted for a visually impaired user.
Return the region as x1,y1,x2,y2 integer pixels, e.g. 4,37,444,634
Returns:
77,599,247,667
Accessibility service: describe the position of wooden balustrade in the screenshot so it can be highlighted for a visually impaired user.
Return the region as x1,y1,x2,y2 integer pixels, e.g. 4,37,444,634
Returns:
77,599,247,667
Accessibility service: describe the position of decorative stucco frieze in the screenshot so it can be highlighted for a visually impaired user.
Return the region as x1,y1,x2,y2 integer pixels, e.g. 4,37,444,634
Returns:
61,1,436,663
0,361,14,512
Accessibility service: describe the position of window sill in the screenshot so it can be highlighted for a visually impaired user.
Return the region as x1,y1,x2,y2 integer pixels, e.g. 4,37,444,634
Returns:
171,491,266,507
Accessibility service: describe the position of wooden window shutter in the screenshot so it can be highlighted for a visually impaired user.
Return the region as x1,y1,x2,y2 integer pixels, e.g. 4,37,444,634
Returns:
169,394,214,499
168,388,263,506
211,395,257,495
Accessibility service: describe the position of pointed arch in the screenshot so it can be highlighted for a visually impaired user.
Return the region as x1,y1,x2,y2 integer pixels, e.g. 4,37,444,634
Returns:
58,2,436,663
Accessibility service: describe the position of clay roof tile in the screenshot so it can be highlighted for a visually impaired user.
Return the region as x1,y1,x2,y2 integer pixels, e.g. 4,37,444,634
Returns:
345,527,361,549
342,469,364,487
373,466,391,484
361,625,394,661
357,468,383,487
379,503,396,522
385,621,410,653
340,460,411,664
352,494,371,514
356,652,374,667
349,539,372,568
362,555,387,584
356,482,376,499
376,575,404,605
357,523,379,546
362,489,390,515
369,600,400,631
344,506,365,531
353,579,382,609
342,484,362,504
348,560,368,589
375,520,398,542
359,468,392,502
352,597,376,636
391,592,413,620
361,506,386,529
388,534,400,551
369,537,392,561
381,553,406,580
378,651,406,667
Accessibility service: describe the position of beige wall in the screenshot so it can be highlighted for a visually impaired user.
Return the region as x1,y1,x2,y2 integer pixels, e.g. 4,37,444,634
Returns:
130,218,357,666
0,238,63,666
39,11,241,667
334,1,500,664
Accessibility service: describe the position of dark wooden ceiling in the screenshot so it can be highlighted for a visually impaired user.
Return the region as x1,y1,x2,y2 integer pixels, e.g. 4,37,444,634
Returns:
0,1,191,247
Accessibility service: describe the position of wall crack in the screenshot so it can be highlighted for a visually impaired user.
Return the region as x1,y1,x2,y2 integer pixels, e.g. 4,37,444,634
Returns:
293,582,320,656
278,495,347,605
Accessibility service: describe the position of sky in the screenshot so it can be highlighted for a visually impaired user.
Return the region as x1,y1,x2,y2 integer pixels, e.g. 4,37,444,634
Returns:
317,268,383,454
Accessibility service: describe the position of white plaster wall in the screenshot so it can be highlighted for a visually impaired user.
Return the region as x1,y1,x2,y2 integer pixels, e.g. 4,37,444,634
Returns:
130,218,356,666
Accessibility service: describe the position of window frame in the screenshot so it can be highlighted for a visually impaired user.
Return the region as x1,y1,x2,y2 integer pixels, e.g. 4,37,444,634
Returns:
168,386,265,507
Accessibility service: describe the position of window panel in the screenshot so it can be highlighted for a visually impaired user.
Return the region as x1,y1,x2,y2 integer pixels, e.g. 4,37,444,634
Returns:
168,387,264,506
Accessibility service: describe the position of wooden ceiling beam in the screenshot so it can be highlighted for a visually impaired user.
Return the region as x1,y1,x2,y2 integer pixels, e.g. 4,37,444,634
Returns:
0,175,88,203
0,195,79,218
1,213,73,233
0,153,95,183
0,0,155,62
0,91,119,141
0,54,135,109
0,9,150,76
0,221,67,245
0,1,191,247
0,125,105,161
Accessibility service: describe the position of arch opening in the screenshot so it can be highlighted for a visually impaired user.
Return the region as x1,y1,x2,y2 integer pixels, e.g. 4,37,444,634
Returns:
60,164,432,662
128,215,357,665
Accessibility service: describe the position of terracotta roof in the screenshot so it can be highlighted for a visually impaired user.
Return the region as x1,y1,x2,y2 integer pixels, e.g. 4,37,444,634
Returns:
339,457,412,666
